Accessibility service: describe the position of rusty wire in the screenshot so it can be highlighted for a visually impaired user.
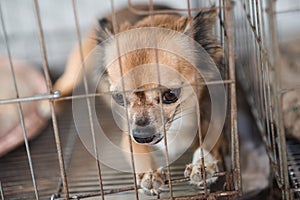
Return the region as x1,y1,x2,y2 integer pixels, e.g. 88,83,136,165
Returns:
148,0,174,197
266,0,290,198
0,181,4,200
236,0,300,199
32,0,69,199
110,0,140,199
187,0,209,196
0,81,234,105
239,0,280,178
223,0,241,195
71,1,106,199
0,2,39,199
58,172,228,200
127,0,222,15
0,1,243,199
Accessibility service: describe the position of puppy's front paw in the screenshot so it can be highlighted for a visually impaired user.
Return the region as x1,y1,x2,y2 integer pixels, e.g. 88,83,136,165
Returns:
138,167,166,195
184,159,218,188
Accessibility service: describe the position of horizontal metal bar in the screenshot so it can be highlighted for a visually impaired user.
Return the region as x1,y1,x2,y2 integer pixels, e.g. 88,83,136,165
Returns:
127,1,225,15
52,172,228,199
291,188,300,192
281,86,300,94
172,190,238,200
275,8,300,14
0,91,61,105
64,189,238,200
0,80,233,103
52,80,234,102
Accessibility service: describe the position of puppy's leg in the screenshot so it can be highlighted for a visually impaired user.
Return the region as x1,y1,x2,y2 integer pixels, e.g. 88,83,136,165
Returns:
121,134,166,195
54,30,97,97
184,136,222,188
184,95,224,188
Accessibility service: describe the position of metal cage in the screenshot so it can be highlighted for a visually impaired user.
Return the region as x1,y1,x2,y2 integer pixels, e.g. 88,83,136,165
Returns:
0,0,242,199
235,0,300,199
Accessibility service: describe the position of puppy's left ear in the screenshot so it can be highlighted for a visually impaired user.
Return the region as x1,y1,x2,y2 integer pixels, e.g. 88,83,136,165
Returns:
185,7,218,43
183,7,224,70
95,18,114,44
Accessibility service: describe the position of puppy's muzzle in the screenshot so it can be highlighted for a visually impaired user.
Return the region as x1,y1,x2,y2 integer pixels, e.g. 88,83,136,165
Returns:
132,127,162,145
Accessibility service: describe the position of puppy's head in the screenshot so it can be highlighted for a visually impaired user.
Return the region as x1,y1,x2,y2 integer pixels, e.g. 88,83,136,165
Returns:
112,83,182,145
97,8,223,145
107,52,190,145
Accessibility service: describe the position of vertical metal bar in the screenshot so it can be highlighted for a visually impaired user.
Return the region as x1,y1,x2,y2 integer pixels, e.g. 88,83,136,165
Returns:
251,0,256,32
224,0,242,195
0,3,40,200
186,0,207,195
256,0,274,181
0,181,4,200
148,0,174,197
219,0,224,46
32,0,69,198
267,0,290,199
251,0,256,34
221,0,231,124
71,1,105,199
255,0,261,46
251,0,263,124
257,0,275,176
242,2,253,105
266,57,278,171
247,2,256,107
261,0,278,175
110,1,139,199
257,0,275,184
257,0,277,170
254,0,266,137
250,0,261,119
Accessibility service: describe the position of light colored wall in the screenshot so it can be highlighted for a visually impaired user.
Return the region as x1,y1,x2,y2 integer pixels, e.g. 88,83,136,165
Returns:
0,0,197,73
0,0,297,73
276,0,300,44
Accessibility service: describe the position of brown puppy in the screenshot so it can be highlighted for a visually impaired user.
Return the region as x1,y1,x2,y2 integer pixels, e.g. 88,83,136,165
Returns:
50,6,225,195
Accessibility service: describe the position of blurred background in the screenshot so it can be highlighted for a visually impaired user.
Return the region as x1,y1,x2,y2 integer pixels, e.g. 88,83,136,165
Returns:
0,0,199,74
0,0,300,199
0,0,298,73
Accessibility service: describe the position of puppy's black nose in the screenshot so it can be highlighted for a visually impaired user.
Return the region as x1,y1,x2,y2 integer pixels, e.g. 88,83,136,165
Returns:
135,117,150,127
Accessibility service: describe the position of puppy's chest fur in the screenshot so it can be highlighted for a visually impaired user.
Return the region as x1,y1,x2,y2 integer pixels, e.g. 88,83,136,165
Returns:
153,100,199,158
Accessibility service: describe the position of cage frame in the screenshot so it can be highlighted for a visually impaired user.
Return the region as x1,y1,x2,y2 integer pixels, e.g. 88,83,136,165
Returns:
234,0,300,199
0,0,242,199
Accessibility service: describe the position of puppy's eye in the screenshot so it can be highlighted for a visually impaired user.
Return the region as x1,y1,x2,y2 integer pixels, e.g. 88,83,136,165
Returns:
112,92,125,106
162,88,181,104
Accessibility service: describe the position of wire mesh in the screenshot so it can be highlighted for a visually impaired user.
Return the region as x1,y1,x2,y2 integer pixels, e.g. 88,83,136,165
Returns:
235,0,300,199
0,0,241,199
32,0,69,198
0,2,39,199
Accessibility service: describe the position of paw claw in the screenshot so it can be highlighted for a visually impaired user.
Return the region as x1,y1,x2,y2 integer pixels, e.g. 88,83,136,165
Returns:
184,164,193,178
184,159,219,187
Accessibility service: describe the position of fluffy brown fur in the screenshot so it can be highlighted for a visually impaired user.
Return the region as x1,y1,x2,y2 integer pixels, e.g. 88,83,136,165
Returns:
50,6,226,195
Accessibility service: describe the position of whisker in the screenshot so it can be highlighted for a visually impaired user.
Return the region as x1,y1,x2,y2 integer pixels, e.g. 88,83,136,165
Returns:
169,111,197,124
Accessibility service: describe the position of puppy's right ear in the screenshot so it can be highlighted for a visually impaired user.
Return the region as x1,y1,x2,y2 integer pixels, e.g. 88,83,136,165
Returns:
96,18,114,44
